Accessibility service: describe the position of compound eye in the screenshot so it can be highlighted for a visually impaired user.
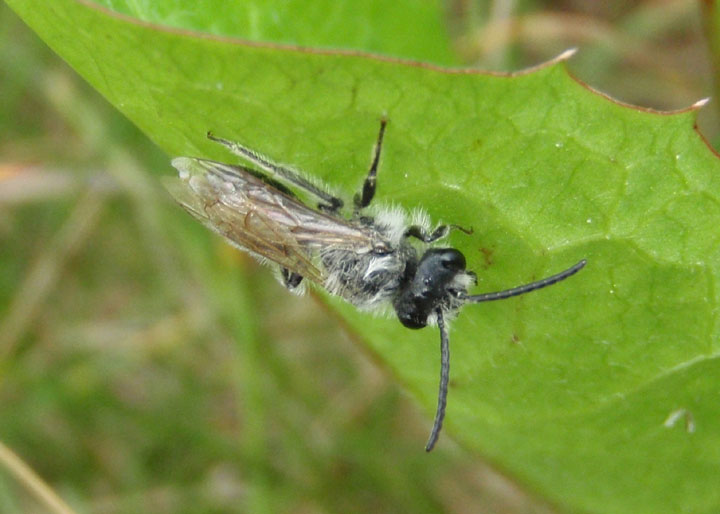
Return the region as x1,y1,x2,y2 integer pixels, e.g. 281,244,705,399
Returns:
439,249,466,271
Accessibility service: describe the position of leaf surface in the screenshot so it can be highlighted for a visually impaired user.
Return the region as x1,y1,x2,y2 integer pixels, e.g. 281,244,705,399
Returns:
7,1,720,512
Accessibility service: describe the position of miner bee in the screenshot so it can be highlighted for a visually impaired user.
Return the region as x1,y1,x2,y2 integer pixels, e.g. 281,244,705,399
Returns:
164,119,586,451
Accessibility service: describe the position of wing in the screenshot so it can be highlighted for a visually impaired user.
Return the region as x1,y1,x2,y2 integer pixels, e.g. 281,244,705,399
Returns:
164,157,385,286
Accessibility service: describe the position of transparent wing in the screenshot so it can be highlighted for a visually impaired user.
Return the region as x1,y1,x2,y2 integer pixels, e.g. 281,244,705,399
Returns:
164,157,385,286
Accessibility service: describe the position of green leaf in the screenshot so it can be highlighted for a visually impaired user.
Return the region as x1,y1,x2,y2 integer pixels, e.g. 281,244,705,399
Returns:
7,1,720,513
97,0,456,64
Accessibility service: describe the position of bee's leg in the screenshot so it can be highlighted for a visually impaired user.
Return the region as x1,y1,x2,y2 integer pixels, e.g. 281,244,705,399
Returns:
354,118,387,211
207,132,344,212
281,268,304,290
404,224,473,243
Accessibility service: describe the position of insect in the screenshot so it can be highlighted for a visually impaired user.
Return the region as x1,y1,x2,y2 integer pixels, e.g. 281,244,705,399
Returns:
164,119,586,451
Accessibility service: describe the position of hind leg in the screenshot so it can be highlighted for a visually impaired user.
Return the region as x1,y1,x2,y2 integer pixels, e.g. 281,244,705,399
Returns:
207,132,344,212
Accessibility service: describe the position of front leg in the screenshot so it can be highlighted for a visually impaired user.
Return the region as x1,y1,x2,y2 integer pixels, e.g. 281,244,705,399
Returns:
404,224,473,243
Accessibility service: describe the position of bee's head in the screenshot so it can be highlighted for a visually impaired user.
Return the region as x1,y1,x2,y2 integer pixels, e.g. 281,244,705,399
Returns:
393,248,471,329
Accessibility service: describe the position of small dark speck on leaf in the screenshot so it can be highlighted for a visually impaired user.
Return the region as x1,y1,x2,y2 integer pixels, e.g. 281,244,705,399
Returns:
479,247,493,268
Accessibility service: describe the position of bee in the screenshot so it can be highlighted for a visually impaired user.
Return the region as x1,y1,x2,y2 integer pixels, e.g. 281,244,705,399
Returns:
164,119,586,451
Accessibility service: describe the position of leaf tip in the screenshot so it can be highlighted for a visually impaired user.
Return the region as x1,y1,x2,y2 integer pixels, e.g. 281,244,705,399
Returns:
512,48,578,76
691,97,711,111
555,47,578,62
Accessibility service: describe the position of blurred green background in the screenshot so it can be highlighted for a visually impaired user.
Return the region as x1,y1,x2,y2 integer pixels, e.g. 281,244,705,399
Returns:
0,1,717,513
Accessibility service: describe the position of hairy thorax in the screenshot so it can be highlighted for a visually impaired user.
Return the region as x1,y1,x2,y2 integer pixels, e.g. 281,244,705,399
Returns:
320,241,417,310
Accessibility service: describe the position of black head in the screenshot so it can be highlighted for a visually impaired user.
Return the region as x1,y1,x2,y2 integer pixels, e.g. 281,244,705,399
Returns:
393,248,467,329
